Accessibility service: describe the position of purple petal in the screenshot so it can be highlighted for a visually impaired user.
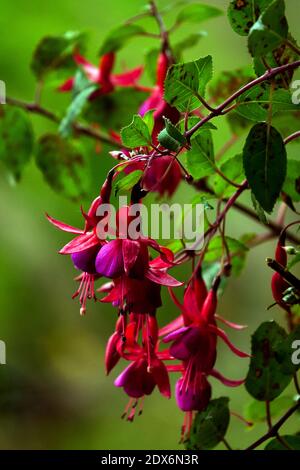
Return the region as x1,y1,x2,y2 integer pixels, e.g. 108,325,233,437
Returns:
95,239,124,278
71,245,100,274
175,375,211,412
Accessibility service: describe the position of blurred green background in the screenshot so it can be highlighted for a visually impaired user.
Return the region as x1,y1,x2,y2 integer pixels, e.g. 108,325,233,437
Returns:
0,0,299,450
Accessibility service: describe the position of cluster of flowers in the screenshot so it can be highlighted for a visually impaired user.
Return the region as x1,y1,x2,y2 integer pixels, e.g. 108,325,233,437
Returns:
49,48,249,439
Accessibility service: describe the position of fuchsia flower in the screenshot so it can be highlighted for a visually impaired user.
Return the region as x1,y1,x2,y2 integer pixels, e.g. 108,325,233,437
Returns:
161,269,248,440
139,52,180,142
47,172,114,314
111,314,171,420
59,52,145,95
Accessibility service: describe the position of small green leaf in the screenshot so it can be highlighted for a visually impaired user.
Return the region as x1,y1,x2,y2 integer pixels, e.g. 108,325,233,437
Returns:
35,134,89,200
265,435,300,450
99,24,146,55
173,32,207,60
176,3,222,25
245,321,294,401
251,192,268,224
115,170,143,195
164,56,213,112
31,31,86,78
158,117,186,151
178,116,217,135
143,109,155,135
210,153,245,197
228,0,270,36
185,397,230,450
244,396,294,423
59,84,97,137
204,235,248,276
202,262,228,295
186,130,214,179
0,107,34,181
243,123,287,213
283,160,300,203
121,114,151,148
236,86,300,122
248,0,288,57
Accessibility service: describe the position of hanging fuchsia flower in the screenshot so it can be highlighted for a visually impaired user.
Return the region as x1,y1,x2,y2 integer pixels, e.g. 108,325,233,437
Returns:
161,271,248,440
59,52,145,95
47,172,114,315
112,314,171,420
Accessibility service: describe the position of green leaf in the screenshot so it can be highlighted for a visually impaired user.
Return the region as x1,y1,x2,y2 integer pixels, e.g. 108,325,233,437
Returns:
185,397,230,450
210,153,245,197
236,86,300,122
186,130,214,179
204,236,248,276
253,35,299,88
164,56,213,112
178,116,217,135
173,32,207,59
35,134,89,200
99,24,145,55
248,0,288,57
59,84,97,137
31,31,86,78
115,170,143,195
265,435,300,450
202,262,228,295
243,123,287,213
251,192,268,224
121,114,151,148
84,89,147,131
158,117,186,151
176,3,222,25
0,107,34,181
244,396,294,423
283,159,300,203
143,109,155,135
228,0,271,36
245,321,295,401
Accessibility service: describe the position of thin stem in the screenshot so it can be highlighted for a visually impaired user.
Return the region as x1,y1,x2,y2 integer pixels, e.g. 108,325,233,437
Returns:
266,400,272,430
196,93,216,113
214,165,242,189
192,180,300,246
284,130,300,145
185,60,300,140
294,374,300,395
187,180,249,251
149,1,173,60
6,96,122,148
285,39,300,56
246,399,300,450
222,437,233,450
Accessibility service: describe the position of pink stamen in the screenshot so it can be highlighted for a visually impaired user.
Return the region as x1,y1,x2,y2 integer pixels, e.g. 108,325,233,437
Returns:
72,272,96,315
